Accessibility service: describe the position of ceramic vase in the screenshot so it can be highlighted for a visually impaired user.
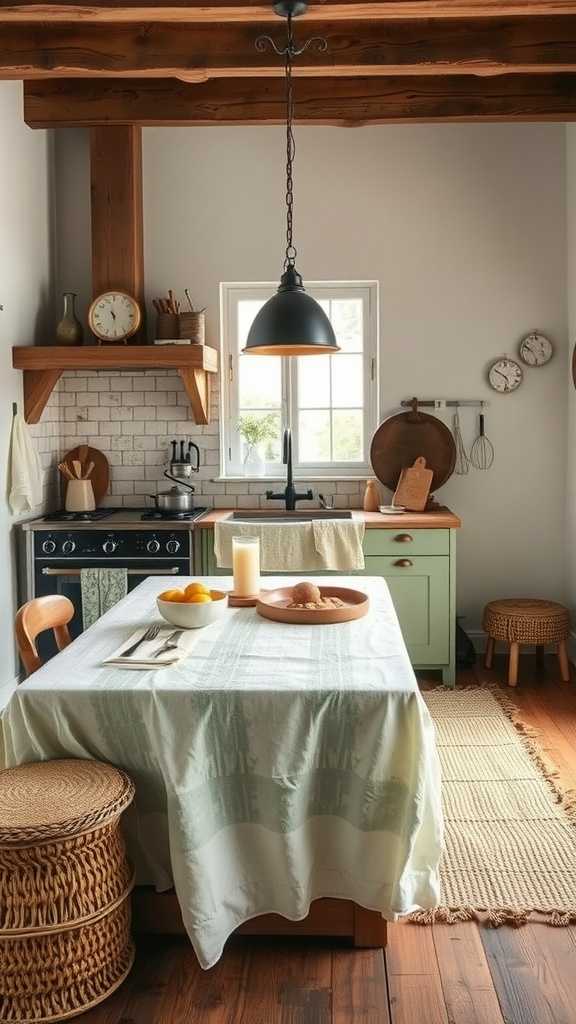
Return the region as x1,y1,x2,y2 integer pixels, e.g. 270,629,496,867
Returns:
56,292,83,346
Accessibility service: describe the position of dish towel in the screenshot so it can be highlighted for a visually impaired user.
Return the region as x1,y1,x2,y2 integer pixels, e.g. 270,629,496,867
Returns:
214,519,365,572
8,413,43,514
312,519,365,571
81,568,128,630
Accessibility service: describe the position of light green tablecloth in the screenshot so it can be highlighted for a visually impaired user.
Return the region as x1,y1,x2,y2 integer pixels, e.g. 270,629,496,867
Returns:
1,575,442,969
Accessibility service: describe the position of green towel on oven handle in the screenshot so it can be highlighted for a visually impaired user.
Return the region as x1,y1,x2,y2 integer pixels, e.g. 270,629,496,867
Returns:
80,567,128,630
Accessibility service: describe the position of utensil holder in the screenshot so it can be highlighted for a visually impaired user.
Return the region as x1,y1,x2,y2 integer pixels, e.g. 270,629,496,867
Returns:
66,479,96,512
156,311,205,344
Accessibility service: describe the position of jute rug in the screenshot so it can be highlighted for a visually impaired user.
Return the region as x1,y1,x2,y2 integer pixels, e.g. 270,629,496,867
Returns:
413,686,576,927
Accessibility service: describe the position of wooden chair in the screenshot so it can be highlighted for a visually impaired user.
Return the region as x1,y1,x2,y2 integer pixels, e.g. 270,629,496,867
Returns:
15,595,75,676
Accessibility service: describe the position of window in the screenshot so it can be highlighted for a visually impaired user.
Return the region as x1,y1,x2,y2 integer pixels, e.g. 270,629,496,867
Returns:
220,281,378,478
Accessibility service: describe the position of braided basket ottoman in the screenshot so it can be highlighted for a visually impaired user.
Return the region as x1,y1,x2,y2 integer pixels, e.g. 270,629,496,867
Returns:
483,598,571,688
0,759,135,1023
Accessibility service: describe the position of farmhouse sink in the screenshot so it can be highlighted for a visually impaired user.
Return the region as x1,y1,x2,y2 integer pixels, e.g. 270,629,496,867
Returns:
230,510,354,523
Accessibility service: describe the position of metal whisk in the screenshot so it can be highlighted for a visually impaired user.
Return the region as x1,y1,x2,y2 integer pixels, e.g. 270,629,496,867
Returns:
452,410,470,475
469,408,494,470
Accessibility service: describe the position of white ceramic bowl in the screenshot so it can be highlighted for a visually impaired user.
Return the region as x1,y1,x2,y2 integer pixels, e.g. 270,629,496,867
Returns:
157,590,228,629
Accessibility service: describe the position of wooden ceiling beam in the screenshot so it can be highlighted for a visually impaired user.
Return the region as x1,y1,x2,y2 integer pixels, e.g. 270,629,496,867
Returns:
23,73,576,125
4,17,576,80
3,2,576,24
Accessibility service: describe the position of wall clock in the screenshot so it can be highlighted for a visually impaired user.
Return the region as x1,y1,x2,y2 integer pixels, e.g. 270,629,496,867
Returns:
488,357,523,393
519,331,553,367
88,291,141,344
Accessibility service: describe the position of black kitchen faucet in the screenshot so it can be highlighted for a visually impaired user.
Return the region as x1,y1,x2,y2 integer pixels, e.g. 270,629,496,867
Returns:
266,428,313,511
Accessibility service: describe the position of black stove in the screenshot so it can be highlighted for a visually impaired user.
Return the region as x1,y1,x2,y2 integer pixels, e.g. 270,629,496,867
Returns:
42,508,122,523
141,507,208,522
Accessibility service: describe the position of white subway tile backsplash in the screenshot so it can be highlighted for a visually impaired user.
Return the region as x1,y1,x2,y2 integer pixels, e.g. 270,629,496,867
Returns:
32,368,365,511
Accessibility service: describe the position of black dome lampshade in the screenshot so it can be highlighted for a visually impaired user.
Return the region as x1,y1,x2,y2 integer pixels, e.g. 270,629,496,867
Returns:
242,0,339,357
243,267,339,356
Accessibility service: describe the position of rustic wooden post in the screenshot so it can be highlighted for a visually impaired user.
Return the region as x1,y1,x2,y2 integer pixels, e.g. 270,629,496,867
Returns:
89,125,145,341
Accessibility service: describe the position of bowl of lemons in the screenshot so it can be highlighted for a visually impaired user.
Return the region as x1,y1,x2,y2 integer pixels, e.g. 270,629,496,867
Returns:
157,581,228,629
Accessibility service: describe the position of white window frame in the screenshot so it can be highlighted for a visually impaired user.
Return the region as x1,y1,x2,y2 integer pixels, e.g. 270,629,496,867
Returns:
220,280,379,479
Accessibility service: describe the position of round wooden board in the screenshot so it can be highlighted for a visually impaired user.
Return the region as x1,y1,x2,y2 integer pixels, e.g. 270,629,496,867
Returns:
370,410,456,492
257,586,369,625
61,445,110,505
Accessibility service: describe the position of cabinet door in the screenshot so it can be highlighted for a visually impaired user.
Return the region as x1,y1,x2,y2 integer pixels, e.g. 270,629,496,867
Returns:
364,556,449,664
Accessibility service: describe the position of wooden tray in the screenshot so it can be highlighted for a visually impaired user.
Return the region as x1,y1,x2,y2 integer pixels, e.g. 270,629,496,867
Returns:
61,445,110,505
257,587,369,625
370,410,456,492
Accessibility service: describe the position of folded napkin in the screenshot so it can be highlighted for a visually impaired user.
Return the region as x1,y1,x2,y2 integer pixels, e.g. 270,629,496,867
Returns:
82,568,128,629
103,626,198,669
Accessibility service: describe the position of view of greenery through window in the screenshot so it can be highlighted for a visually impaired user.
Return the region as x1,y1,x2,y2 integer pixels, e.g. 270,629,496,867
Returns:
237,296,364,467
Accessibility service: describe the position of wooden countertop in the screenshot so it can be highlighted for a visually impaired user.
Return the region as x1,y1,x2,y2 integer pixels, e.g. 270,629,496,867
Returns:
194,508,461,529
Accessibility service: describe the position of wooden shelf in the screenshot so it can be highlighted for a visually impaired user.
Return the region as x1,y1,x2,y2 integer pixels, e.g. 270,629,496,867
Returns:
12,345,218,425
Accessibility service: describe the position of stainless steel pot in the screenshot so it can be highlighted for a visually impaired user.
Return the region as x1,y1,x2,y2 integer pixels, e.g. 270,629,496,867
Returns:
149,484,195,513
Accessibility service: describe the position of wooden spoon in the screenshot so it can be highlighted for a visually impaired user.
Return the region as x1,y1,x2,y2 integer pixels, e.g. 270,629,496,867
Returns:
58,462,75,481
84,461,95,478
72,460,82,479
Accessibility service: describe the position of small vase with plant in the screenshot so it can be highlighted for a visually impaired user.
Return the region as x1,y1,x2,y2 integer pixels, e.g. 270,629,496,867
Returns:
238,414,278,477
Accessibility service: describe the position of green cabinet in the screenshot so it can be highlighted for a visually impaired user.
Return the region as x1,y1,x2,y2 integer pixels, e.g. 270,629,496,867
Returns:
196,524,456,686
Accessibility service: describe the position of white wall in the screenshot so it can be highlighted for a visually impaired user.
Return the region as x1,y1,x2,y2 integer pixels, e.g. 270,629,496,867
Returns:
0,82,55,691
55,123,568,631
565,128,576,644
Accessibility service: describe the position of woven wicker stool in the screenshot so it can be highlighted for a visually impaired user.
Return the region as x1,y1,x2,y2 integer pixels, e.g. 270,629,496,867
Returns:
483,598,571,688
0,759,135,1023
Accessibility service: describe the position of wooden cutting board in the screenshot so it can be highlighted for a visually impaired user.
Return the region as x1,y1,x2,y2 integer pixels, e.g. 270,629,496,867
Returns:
61,445,110,505
393,456,433,512
370,409,456,492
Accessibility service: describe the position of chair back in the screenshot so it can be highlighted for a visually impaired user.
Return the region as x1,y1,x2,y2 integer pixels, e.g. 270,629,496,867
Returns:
15,595,74,676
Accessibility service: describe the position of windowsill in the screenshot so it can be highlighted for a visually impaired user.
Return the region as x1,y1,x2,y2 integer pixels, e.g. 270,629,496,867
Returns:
213,475,370,483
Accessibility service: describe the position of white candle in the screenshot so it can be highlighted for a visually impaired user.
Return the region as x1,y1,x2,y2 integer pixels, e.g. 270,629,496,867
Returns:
232,536,261,597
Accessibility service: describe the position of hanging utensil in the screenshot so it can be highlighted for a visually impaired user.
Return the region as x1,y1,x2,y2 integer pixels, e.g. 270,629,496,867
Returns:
452,409,470,475
470,407,495,470
179,440,185,463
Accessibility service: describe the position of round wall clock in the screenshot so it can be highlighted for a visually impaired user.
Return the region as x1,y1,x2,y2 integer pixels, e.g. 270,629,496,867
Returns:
488,357,523,393
519,331,553,367
88,291,141,344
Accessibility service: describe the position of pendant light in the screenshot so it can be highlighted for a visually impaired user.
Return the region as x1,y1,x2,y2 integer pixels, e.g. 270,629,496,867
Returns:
243,0,339,356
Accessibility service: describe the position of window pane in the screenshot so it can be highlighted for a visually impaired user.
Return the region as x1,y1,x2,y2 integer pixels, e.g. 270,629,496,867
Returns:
331,299,363,353
237,300,266,350
297,356,330,409
239,410,282,463
299,410,331,462
239,354,281,410
332,410,363,462
331,354,363,408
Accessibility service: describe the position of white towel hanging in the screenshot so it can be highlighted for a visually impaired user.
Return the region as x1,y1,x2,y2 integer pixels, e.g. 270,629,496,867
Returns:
8,412,43,514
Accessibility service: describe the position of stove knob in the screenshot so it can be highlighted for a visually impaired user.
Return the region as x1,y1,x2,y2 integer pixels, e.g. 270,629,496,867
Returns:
166,539,181,554
62,539,76,555
41,539,56,555
102,539,117,555
147,539,161,554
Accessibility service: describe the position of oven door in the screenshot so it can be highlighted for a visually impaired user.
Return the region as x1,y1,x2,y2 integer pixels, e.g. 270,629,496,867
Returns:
34,558,189,661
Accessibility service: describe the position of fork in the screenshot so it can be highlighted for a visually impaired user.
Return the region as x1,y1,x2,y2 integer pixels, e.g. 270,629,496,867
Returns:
151,630,184,658
118,624,161,659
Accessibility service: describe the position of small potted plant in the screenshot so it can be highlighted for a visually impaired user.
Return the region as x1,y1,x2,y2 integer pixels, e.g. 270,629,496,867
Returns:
238,414,278,477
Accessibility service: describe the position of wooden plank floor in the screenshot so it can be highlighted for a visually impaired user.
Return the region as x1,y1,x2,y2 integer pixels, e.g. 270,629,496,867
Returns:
82,656,576,1024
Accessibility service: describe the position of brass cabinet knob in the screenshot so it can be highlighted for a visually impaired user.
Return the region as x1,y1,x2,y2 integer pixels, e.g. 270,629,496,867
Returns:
393,558,414,568
394,533,414,543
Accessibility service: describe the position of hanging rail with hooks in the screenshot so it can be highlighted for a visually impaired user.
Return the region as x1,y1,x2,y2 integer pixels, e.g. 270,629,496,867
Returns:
400,397,489,410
